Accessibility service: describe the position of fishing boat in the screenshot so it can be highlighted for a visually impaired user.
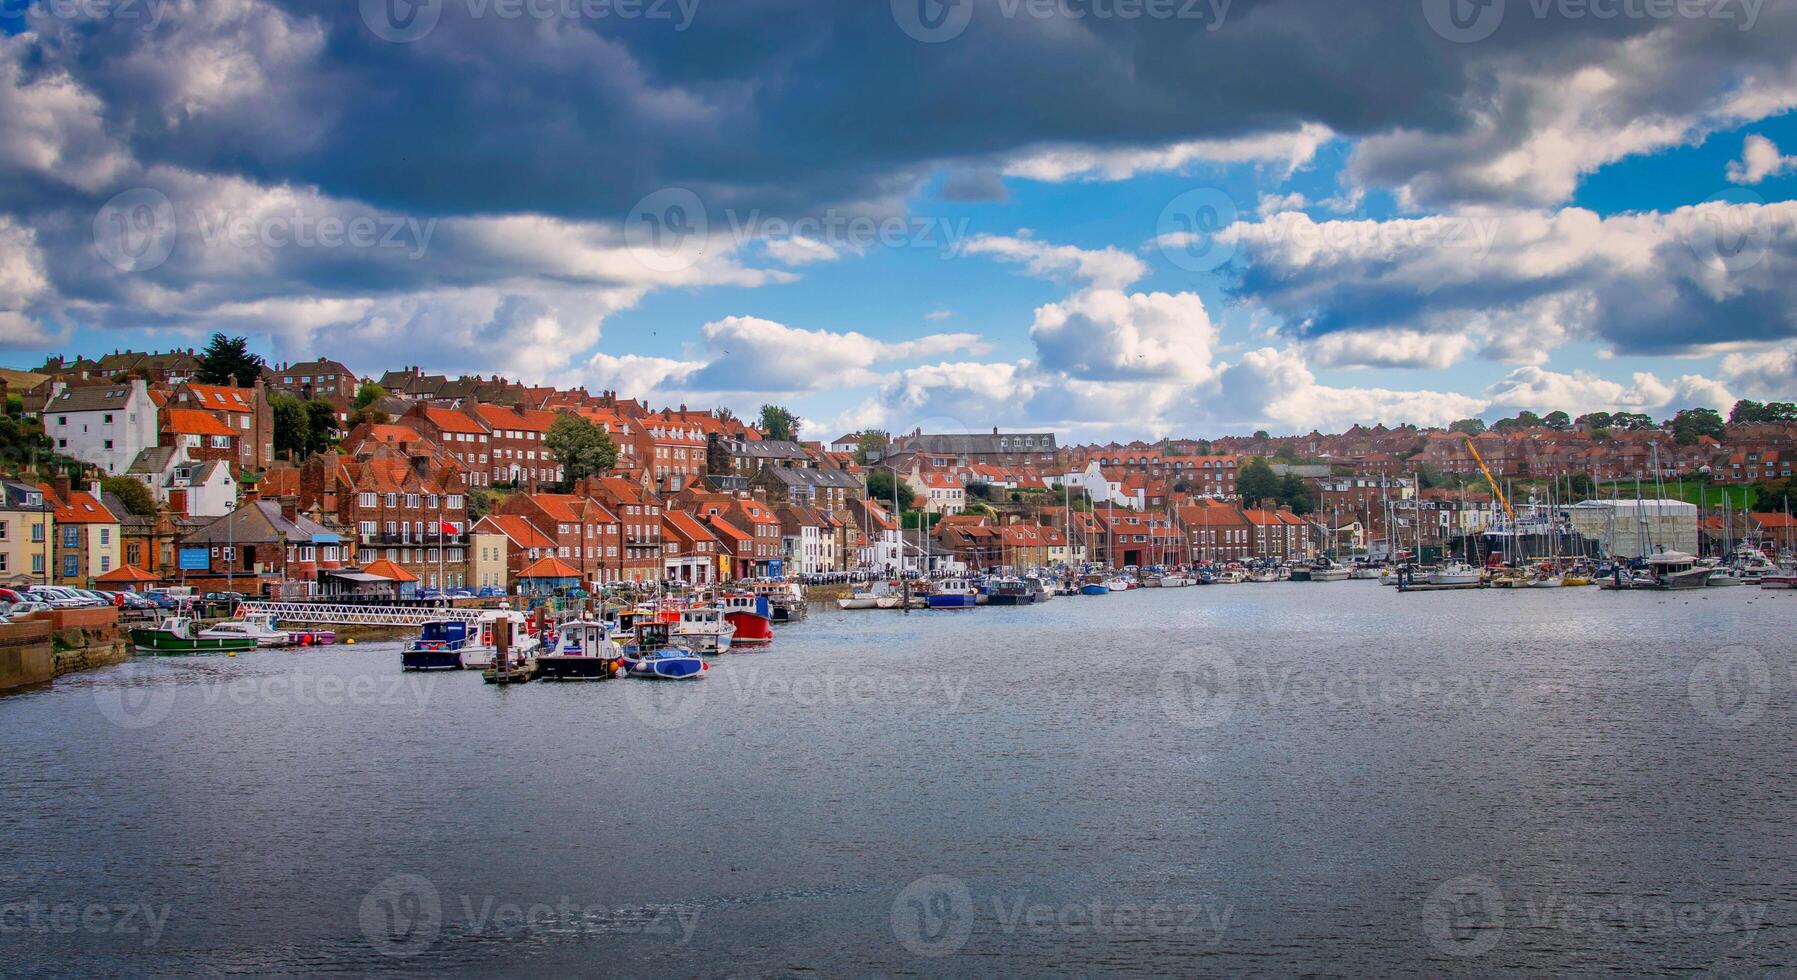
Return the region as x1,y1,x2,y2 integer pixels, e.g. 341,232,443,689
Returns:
1028,576,1056,602
199,613,293,648
1426,562,1483,587
719,592,774,646
750,580,808,622
1652,552,1709,590
985,577,1038,606
535,620,623,680
132,616,257,655
1079,574,1111,596
622,622,706,680
927,578,980,609
402,620,476,670
673,605,735,654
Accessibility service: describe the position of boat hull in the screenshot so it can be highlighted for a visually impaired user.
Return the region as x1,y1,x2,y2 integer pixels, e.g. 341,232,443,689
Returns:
836,597,878,610
402,647,464,671
724,611,774,646
985,592,1037,606
1759,575,1797,590
536,656,620,680
624,655,705,680
132,630,255,655
927,593,979,609
1079,584,1110,596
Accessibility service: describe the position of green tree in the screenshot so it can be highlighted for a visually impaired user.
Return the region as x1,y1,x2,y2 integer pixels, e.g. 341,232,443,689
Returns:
1237,457,1279,505
1668,406,1725,446
1449,417,1486,435
1277,473,1315,514
1543,411,1572,430
544,414,619,488
965,480,993,501
270,394,308,459
304,398,340,454
866,469,916,510
1567,473,1595,498
854,431,888,464
1611,412,1656,431
758,404,800,442
1491,411,1543,432
194,333,266,387
1729,399,1797,425
347,382,390,428
1251,430,1271,441
100,476,156,517
1575,411,1614,429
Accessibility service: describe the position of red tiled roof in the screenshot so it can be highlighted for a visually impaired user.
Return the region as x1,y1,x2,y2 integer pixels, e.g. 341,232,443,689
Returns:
184,384,254,411
163,408,235,436
472,514,556,549
421,406,489,434
519,556,582,578
41,485,117,524
361,559,418,582
96,564,157,583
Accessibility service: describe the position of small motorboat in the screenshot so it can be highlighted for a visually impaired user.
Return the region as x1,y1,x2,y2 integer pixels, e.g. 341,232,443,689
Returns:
622,621,706,680
1308,561,1351,582
926,578,980,609
1426,562,1483,586
1759,569,1797,590
1079,574,1111,596
199,613,293,648
132,615,256,655
673,606,735,654
985,577,1038,606
837,587,880,610
403,620,476,671
535,620,623,680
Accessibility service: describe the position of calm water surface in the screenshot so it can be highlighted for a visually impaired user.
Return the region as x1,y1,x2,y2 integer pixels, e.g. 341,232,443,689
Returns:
4,584,1797,976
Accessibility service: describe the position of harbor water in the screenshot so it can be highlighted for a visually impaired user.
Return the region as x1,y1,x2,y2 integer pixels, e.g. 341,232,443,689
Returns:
4,585,1795,975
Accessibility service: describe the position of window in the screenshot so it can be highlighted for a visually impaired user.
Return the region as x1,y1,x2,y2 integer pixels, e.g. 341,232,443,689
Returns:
30,522,43,543
100,555,111,572
99,528,109,545
63,555,77,577
31,554,42,574
63,527,78,548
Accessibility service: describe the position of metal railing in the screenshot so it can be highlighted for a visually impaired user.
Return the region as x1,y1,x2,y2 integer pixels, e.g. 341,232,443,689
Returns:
237,601,487,626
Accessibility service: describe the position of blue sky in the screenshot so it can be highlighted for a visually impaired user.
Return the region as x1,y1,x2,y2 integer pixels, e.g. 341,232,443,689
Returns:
3,0,1796,440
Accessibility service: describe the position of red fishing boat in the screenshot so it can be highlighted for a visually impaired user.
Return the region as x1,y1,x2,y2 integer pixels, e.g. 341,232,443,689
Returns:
718,592,774,646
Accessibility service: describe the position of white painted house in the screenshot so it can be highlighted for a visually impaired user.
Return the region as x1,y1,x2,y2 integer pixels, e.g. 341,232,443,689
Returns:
44,379,158,475
1060,460,1130,508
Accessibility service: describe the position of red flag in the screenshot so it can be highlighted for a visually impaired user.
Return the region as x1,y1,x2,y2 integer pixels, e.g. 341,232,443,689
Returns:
439,521,459,535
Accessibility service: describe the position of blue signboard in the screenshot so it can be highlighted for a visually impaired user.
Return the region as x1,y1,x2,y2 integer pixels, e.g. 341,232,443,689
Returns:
178,548,210,571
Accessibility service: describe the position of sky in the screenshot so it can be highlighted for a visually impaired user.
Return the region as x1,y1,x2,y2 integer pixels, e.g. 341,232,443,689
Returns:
2,0,1797,440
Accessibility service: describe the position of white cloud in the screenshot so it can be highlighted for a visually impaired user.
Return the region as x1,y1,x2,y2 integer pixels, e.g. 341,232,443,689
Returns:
1002,124,1333,183
1306,329,1476,370
1029,288,1219,383
1483,366,1733,418
1720,346,1797,399
960,234,1148,290
0,41,133,192
1727,134,1797,185
762,236,843,266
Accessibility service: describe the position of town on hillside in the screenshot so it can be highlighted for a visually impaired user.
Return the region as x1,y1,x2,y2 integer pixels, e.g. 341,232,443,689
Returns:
0,337,1792,596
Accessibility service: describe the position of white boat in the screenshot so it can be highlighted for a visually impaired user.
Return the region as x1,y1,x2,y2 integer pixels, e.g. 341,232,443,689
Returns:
673,606,735,654
1247,569,1279,583
1522,573,1564,588
199,613,292,648
1427,562,1483,586
1379,567,1401,587
1349,565,1384,580
836,588,880,610
1310,563,1351,582
457,607,542,669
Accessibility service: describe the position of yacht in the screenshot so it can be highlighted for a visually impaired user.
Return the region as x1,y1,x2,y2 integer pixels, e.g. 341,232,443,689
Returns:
1426,562,1483,586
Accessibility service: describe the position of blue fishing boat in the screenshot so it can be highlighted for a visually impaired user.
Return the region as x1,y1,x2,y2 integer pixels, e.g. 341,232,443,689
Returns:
1079,573,1111,596
621,621,707,680
402,620,473,670
926,578,980,609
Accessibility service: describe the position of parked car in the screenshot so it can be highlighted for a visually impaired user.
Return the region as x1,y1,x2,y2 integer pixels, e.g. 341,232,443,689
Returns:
1,600,53,619
25,587,86,608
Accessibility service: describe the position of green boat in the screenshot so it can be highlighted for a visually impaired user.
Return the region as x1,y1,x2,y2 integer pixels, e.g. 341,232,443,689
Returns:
132,616,257,655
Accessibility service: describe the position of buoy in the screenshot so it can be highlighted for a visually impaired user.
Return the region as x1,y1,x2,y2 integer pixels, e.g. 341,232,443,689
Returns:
345,637,356,645
227,651,236,657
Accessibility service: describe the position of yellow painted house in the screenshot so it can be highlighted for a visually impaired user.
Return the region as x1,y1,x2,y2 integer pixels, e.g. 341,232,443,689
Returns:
0,480,53,586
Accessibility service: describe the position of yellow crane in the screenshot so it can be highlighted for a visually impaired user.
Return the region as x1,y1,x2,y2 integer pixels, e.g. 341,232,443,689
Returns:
1463,434,1516,522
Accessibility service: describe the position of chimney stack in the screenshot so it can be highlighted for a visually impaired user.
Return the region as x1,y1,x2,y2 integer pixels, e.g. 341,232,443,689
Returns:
52,474,71,503
168,488,188,517
279,495,299,524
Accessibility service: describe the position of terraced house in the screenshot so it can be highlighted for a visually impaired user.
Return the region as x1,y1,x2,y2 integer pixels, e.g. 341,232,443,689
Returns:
490,492,622,586
0,480,51,585
42,477,120,586
469,403,560,490
168,380,274,471
44,379,158,475
300,446,471,590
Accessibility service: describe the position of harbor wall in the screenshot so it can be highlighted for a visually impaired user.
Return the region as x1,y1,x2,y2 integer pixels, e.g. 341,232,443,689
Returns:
0,621,53,692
